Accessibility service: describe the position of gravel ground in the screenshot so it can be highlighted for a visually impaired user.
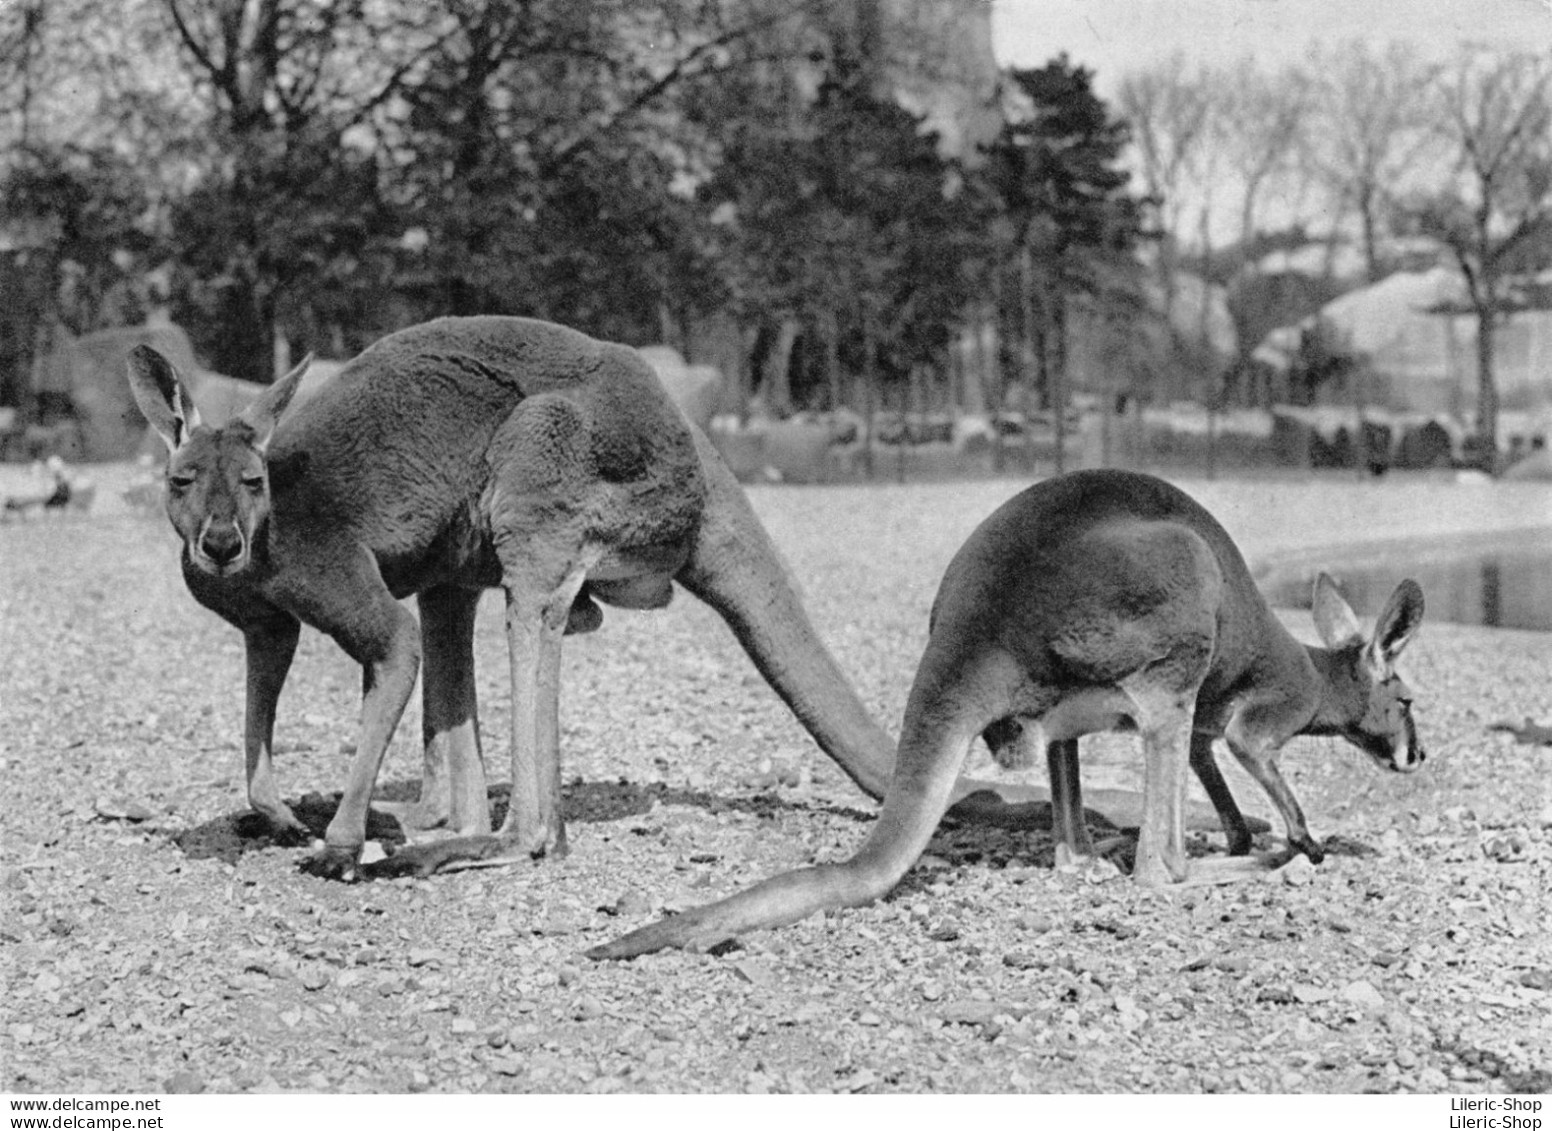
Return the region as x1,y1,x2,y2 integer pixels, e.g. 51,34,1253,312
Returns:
1,470,1549,1094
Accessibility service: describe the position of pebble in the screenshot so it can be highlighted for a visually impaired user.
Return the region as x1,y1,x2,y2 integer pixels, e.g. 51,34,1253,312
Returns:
1276,856,1317,887
731,958,775,988
611,890,653,918
941,1000,1011,1026
164,1069,204,1094
1341,980,1386,1012
94,796,154,823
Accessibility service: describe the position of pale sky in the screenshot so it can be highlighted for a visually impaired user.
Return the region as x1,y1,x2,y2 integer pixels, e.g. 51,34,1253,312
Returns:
992,0,1552,92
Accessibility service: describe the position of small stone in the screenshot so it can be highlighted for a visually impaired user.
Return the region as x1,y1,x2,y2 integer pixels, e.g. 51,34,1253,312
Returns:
1275,855,1317,887
1292,983,1333,1004
94,796,155,823
165,1069,204,1094
732,958,775,988
610,890,653,918
407,948,445,968
928,922,961,942
1257,985,1296,1004
1483,832,1528,863
919,981,944,1002
538,913,583,936
941,1000,1011,1026
1372,950,1402,968
489,1055,524,1077
1517,968,1552,991
1015,911,1055,933
1213,955,1251,974
857,1011,883,1027
844,1068,879,1093
450,1017,478,1034
300,969,330,992
1341,980,1385,1012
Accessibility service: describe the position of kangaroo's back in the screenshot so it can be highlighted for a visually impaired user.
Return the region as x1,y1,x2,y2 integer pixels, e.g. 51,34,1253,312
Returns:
266,317,701,562
934,471,1286,685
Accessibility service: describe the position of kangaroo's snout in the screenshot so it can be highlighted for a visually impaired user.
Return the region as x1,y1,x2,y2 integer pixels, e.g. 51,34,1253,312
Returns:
196,521,247,571
1377,714,1424,773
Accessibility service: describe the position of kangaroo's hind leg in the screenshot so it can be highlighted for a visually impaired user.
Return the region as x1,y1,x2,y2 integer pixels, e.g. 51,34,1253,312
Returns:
1127,688,1197,888
376,585,490,841
372,395,604,876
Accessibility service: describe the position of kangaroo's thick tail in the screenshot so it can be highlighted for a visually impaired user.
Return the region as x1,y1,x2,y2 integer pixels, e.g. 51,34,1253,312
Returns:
676,429,896,800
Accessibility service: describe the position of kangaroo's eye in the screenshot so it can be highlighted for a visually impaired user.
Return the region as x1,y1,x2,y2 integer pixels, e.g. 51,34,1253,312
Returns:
240,475,265,492
169,474,196,491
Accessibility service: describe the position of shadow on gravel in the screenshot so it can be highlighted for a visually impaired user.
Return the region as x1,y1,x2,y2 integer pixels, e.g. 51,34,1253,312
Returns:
161,775,1357,889
162,776,883,870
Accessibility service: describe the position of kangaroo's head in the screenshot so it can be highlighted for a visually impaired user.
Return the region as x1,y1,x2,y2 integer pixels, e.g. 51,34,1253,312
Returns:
126,345,310,579
1311,572,1426,773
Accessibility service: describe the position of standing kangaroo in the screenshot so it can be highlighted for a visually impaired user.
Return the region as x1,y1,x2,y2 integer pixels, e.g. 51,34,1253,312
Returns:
127,317,1028,880
592,469,1426,959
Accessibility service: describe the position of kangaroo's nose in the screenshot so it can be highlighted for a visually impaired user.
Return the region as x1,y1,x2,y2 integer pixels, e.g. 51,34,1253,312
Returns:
201,525,244,566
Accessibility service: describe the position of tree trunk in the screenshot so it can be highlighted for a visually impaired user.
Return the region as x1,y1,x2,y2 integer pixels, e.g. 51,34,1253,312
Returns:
1052,292,1068,476
962,306,988,416
1475,304,1499,471
1020,243,1039,473
760,318,799,416
825,310,843,411
861,307,876,478
210,275,276,385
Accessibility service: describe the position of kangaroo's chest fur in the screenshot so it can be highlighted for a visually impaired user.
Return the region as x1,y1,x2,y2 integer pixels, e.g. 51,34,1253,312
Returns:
257,317,706,599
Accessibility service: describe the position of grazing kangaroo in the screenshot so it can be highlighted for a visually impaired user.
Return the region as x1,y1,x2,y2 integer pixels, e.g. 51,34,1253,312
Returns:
591,469,1426,959
128,317,1026,880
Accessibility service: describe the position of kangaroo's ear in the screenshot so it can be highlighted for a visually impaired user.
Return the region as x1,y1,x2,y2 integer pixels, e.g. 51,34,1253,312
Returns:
1371,579,1424,664
126,345,203,453
238,354,311,452
1311,572,1364,650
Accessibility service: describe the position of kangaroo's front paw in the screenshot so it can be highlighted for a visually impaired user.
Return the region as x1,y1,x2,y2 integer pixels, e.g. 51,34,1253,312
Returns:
301,842,363,882
1289,834,1325,865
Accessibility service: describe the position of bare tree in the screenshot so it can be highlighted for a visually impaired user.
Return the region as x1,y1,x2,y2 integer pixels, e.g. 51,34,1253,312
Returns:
1308,41,1438,282
1219,59,1312,249
1401,46,1552,467
1117,54,1215,330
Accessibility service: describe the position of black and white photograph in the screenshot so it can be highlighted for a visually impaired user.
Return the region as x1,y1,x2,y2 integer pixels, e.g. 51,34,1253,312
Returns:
1,0,1549,1110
